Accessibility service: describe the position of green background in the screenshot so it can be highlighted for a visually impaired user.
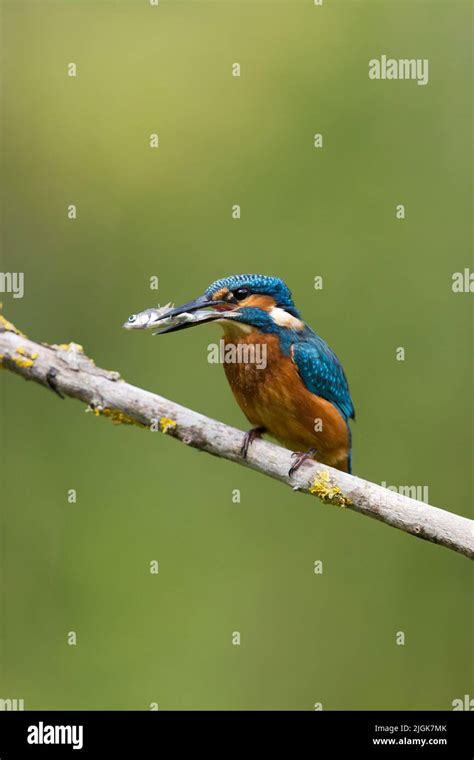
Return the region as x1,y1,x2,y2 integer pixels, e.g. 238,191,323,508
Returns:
1,0,472,710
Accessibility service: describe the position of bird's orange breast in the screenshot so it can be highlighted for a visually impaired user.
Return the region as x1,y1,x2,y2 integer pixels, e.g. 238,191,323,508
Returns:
221,329,351,472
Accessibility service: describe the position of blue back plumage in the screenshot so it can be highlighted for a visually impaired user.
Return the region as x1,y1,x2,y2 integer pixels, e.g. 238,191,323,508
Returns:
291,333,355,422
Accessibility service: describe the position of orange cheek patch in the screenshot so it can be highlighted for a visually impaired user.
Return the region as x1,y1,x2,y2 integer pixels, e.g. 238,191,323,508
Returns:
240,294,276,311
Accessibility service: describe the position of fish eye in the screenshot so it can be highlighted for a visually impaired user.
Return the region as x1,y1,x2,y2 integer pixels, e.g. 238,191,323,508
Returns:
233,287,250,301
128,314,137,322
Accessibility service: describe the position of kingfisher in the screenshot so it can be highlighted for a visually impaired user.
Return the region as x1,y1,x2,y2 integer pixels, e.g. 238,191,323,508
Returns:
153,274,355,475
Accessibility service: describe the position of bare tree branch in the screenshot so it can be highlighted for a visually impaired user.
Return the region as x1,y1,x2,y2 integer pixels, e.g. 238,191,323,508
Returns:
1,315,472,560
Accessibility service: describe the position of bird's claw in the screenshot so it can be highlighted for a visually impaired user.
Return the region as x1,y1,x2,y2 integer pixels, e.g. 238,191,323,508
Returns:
240,427,265,459
288,448,318,478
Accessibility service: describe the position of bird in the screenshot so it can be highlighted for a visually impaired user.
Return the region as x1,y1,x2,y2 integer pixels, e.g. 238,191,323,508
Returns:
153,274,355,475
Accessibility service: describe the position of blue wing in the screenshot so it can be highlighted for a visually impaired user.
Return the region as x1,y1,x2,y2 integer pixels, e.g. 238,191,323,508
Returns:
291,335,355,421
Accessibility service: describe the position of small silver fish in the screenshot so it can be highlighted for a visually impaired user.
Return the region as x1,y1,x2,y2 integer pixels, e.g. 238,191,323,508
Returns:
123,303,225,332
122,303,176,330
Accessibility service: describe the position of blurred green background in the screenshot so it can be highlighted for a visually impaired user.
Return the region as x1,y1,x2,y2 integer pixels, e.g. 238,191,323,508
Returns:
1,0,472,710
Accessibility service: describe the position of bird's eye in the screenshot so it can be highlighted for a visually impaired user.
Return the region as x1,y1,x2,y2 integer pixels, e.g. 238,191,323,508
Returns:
233,287,250,301
128,315,137,322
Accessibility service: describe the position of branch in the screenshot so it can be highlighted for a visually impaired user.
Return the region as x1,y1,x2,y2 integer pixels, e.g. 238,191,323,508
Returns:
1,315,472,560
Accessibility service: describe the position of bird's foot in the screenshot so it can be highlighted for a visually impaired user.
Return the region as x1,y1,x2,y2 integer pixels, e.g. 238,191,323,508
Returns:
240,427,266,459
288,448,318,478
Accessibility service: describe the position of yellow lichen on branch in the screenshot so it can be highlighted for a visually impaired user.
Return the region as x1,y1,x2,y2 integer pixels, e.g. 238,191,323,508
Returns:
0,343,39,370
159,417,177,434
51,342,85,353
309,469,353,507
88,406,148,428
13,345,39,368
0,314,25,337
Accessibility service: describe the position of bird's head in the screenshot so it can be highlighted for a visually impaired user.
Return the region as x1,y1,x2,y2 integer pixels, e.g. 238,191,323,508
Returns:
153,274,304,335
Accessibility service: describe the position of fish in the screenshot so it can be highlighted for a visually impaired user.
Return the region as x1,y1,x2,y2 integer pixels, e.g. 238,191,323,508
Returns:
122,303,238,334
122,303,177,331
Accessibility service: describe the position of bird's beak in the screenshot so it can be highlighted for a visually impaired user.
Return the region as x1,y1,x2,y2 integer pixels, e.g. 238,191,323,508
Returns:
152,294,230,335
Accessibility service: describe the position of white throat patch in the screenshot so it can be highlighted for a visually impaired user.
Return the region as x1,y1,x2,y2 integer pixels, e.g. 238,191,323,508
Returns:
269,307,304,330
